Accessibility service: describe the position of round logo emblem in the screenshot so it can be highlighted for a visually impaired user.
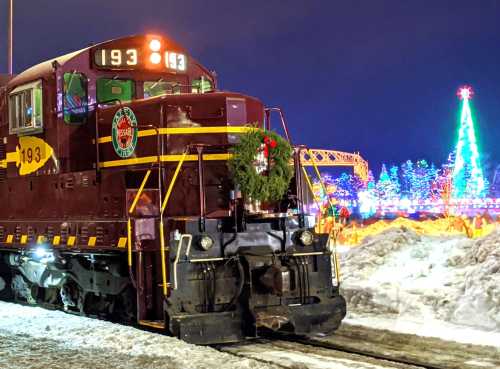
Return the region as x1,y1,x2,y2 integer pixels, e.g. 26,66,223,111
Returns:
111,107,138,158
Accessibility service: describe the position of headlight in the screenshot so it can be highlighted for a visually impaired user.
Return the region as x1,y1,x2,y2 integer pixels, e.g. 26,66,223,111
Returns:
198,235,214,251
299,230,314,246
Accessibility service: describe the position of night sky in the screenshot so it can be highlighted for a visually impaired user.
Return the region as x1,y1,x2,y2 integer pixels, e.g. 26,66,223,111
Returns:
1,0,499,177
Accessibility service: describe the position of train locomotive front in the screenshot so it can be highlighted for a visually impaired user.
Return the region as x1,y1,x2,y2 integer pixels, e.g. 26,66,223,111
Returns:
0,34,346,344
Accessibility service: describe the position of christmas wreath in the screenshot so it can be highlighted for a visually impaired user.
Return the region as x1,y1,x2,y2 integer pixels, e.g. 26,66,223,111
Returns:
229,127,293,202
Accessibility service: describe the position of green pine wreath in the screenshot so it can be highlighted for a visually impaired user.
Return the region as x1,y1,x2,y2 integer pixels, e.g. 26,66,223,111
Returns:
229,126,293,202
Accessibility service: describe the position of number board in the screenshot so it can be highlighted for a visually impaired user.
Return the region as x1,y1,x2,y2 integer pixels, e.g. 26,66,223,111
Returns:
16,136,54,176
93,48,187,72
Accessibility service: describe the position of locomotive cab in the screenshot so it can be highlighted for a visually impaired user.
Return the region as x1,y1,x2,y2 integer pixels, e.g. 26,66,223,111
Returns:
0,34,346,344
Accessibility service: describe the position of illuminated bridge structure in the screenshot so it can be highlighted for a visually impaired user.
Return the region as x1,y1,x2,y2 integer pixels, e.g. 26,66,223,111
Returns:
299,149,369,182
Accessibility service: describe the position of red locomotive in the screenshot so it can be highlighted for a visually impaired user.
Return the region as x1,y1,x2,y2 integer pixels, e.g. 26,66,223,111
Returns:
0,34,346,344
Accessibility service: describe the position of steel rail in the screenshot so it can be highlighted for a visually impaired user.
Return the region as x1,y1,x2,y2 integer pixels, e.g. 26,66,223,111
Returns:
219,338,425,369
267,323,500,369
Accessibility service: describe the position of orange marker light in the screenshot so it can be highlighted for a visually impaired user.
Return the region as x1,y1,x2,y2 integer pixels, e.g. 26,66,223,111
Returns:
150,52,161,64
149,39,161,52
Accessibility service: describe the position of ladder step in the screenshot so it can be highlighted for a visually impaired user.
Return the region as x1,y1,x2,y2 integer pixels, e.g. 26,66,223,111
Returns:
138,320,165,329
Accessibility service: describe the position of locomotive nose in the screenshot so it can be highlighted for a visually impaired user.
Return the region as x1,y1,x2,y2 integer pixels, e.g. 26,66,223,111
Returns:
259,265,291,296
255,310,289,331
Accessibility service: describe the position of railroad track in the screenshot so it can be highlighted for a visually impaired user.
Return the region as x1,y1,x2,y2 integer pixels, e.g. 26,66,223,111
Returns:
220,338,425,369
218,323,500,369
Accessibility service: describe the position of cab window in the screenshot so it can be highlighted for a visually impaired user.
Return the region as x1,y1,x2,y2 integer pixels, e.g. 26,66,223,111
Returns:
97,78,134,104
9,80,43,135
144,81,180,98
63,72,88,124
191,77,213,94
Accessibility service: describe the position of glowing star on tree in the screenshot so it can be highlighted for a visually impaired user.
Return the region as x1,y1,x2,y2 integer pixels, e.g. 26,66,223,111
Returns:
452,85,486,198
458,86,473,100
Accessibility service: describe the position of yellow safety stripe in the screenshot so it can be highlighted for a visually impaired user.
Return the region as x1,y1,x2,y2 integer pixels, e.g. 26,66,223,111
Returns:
0,234,131,249
0,127,251,169
99,155,158,168
0,152,18,168
88,237,97,247
97,126,254,144
117,237,127,249
99,153,232,169
67,236,76,247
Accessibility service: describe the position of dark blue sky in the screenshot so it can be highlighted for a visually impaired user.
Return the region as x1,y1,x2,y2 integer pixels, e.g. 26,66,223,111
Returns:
1,0,499,177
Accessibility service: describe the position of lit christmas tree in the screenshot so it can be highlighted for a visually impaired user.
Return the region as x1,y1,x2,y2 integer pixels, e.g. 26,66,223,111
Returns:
400,160,415,199
376,164,399,200
333,173,352,201
413,160,432,200
358,170,377,218
389,165,401,199
452,86,487,198
376,164,388,200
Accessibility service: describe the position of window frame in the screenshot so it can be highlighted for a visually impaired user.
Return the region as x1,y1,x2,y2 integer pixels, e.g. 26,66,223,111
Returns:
63,71,89,125
191,76,213,94
143,80,181,98
96,78,135,104
8,79,44,136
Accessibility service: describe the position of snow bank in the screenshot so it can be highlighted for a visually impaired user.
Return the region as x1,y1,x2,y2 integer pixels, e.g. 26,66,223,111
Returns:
340,226,500,334
0,301,275,369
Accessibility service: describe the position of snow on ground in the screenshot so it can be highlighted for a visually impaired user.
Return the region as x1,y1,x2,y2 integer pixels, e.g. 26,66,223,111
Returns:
0,301,276,369
339,226,500,347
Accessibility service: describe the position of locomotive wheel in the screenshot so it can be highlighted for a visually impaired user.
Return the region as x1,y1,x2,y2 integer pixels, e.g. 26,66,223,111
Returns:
0,274,13,300
26,285,39,305
0,257,13,301
113,287,136,322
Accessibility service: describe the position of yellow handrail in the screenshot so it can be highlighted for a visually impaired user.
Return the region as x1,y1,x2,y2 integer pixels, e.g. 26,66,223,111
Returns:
128,169,152,214
159,149,189,296
333,249,341,284
305,149,342,284
126,169,152,268
127,218,132,267
159,219,168,296
307,149,336,217
301,166,321,208
161,151,188,213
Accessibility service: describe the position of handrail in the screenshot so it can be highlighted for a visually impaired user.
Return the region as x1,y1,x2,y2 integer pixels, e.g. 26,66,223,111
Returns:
172,234,193,290
127,218,133,267
307,148,337,219
265,107,292,144
158,148,188,296
304,148,342,286
128,169,152,214
301,166,322,210
161,150,189,214
159,218,168,296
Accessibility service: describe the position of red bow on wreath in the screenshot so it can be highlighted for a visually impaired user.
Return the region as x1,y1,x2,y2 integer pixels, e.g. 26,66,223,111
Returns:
263,135,277,158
